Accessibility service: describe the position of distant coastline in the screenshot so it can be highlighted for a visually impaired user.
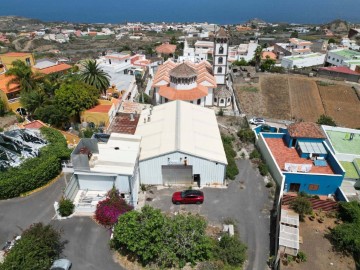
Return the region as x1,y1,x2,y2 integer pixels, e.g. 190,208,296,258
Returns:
0,0,359,25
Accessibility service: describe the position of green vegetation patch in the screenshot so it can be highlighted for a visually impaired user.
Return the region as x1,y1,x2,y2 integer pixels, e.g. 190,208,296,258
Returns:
340,161,360,179
317,80,335,86
240,86,259,92
221,134,239,180
0,127,71,199
326,131,360,155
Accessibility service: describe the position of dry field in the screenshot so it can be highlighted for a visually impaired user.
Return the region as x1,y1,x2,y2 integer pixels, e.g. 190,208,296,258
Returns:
235,74,360,128
288,78,324,122
318,84,360,128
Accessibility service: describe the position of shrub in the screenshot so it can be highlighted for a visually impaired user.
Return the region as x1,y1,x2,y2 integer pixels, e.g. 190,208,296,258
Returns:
266,181,274,188
0,98,6,116
258,163,269,176
217,108,224,116
112,206,214,268
237,128,255,143
94,188,133,227
221,134,239,180
215,235,247,267
317,114,336,126
290,197,313,221
0,127,71,199
58,197,75,217
0,223,64,270
250,149,261,159
197,260,225,270
297,251,307,262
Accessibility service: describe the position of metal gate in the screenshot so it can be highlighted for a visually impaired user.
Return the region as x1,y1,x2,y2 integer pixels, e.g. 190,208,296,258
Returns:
162,165,193,185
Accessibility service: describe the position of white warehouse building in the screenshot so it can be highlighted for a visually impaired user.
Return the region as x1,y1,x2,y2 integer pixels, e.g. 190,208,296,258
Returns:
135,100,228,187
281,53,326,69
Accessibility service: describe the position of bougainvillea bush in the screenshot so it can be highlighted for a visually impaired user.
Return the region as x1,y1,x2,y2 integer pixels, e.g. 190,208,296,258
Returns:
94,188,133,227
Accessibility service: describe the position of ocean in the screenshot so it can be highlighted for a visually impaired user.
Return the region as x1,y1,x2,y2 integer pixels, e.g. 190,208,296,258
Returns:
0,0,359,24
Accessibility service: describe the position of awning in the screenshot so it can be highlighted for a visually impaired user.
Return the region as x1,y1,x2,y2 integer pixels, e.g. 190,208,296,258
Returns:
298,141,327,155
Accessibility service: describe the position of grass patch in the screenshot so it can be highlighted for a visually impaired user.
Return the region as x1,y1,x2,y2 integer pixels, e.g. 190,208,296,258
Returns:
240,86,259,92
317,80,335,86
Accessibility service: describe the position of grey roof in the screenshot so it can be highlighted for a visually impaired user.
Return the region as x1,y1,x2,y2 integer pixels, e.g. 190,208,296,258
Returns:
214,86,232,98
298,141,327,155
216,27,228,38
169,62,197,78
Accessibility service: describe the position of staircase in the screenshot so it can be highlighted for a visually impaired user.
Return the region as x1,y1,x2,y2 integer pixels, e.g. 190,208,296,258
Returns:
282,194,339,211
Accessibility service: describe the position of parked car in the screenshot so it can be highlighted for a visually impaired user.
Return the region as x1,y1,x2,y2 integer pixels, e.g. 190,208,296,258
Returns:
50,259,72,270
172,190,204,205
249,117,266,125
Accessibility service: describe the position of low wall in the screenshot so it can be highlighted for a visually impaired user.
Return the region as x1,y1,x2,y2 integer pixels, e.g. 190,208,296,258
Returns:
335,187,349,202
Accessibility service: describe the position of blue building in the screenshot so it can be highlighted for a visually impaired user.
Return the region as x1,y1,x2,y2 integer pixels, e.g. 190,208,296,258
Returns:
256,122,345,195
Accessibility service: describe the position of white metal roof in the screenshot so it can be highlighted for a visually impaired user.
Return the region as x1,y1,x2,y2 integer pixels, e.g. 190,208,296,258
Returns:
135,101,228,164
280,209,299,227
90,133,141,175
279,224,299,250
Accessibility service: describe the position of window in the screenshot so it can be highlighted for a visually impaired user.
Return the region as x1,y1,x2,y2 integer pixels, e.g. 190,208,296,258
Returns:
227,98,231,102
25,58,31,66
220,99,224,104
214,98,217,102
336,59,339,62
308,184,319,191
219,46,224,54
217,67,222,73
197,99,201,105
218,57,223,64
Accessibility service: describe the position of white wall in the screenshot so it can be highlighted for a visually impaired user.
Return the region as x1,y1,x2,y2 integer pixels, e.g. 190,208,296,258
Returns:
139,151,226,186
281,54,326,69
77,174,116,190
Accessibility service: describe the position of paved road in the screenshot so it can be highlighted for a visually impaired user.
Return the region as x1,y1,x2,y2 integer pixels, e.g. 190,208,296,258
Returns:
0,175,123,270
147,159,272,270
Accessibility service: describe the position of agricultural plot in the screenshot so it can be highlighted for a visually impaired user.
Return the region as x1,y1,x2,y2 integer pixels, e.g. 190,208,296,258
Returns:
318,84,360,128
288,78,324,122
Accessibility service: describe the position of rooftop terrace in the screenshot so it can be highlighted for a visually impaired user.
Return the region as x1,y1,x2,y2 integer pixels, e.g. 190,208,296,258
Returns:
265,138,334,175
332,49,360,58
326,130,360,155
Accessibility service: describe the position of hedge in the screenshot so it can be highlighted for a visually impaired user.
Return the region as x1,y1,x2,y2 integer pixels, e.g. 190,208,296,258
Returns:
221,134,239,180
0,127,71,199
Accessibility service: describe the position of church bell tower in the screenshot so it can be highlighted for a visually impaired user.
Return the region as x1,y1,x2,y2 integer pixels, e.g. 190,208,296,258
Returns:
213,27,229,85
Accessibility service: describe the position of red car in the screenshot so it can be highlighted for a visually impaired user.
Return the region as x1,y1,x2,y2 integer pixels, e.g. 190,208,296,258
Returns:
172,190,204,205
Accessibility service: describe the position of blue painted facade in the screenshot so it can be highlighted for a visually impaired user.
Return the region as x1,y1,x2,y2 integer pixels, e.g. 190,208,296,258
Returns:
260,131,345,196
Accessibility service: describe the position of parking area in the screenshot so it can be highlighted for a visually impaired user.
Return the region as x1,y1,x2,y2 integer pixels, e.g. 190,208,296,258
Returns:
146,159,273,270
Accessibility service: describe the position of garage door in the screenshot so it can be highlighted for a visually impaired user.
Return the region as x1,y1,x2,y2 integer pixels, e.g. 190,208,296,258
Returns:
77,174,115,191
162,165,193,185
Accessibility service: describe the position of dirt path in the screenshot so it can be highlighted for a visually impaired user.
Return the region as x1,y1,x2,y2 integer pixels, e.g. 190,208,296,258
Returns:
22,39,33,52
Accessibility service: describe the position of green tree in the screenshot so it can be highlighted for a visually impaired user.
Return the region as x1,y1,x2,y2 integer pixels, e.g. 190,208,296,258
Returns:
290,196,313,221
232,59,248,67
260,58,276,72
5,60,38,92
317,114,336,126
20,89,46,116
80,59,110,95
253,46,263,70
0,98,6,116
170,35,177,45
328,38,336,44
55,81,99,120
237,128,255,143
215,235,247,267
34,103,70,127
0,223,64,270
290,31,299,38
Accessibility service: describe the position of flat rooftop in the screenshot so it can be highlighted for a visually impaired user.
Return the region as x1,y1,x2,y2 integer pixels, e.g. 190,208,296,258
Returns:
326,130,360,155
265,138,335,175
286,53,324,61
331,49,360,58
340,180,360,202
340,161,360,179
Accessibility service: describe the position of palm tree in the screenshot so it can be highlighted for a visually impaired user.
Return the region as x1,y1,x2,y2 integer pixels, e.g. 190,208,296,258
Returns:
79,60,110,95
5,60,38,92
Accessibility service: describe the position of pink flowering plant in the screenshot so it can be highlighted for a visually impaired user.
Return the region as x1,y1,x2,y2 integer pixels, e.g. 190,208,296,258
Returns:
94,187,133,227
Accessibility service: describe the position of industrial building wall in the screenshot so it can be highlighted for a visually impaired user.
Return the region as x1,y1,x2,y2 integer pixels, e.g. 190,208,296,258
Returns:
139,151,226,186
77,174,115,191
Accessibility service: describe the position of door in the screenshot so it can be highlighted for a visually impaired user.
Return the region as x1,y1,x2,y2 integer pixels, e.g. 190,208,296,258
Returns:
289,183,301,192
162,165,193,185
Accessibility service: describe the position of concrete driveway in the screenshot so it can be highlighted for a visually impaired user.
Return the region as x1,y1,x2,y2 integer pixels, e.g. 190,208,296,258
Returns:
0,175,123,270
146,159,272,270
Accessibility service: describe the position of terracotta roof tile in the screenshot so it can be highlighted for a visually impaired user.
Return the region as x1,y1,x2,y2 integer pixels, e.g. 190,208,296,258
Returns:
36,63,72,74
1,52,32,57
216,27,228,38
108,113,140,135
319,66,360,75
85,104,112,113
158,85,208,101
169,62,197,78
0,74,20,94
155,43,177,54
288,122,326,139
261,51,277,60
22,120,47,129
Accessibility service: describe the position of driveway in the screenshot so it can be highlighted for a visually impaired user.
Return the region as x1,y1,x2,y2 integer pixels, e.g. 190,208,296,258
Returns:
0,175,123,270
146,159,272,270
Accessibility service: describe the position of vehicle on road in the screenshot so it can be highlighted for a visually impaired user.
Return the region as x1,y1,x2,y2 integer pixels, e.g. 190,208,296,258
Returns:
172,190,204,205
50,259,72,270
249,117,266,125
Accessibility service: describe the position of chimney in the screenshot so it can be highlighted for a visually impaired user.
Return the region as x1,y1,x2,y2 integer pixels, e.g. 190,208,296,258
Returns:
129,113,135,121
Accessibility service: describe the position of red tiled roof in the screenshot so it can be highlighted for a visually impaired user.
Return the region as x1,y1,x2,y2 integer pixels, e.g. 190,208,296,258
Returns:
108,113,140,135
261,51,277,60
319,66,360,75
158,85,208,101
155,43,177,54
1,52,32,57
0,74,20,94
288,122,326,139
86,104,112,113
36,63,72,74
22,120,47,129
265,138,334,174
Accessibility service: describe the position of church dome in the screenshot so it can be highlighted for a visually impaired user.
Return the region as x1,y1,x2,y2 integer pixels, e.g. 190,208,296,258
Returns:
214,86,232,98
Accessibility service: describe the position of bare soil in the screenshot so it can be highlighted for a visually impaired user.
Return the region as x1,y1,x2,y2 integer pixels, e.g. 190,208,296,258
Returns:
235,74,360,128
0,114,17,129
282,212,356,270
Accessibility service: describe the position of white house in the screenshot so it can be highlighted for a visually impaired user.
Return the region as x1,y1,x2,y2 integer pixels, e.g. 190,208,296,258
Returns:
135,101,227,187
64,133,141,213
326,49,360,70
228,41,258,62
179,40,214,63
281,53,326,69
